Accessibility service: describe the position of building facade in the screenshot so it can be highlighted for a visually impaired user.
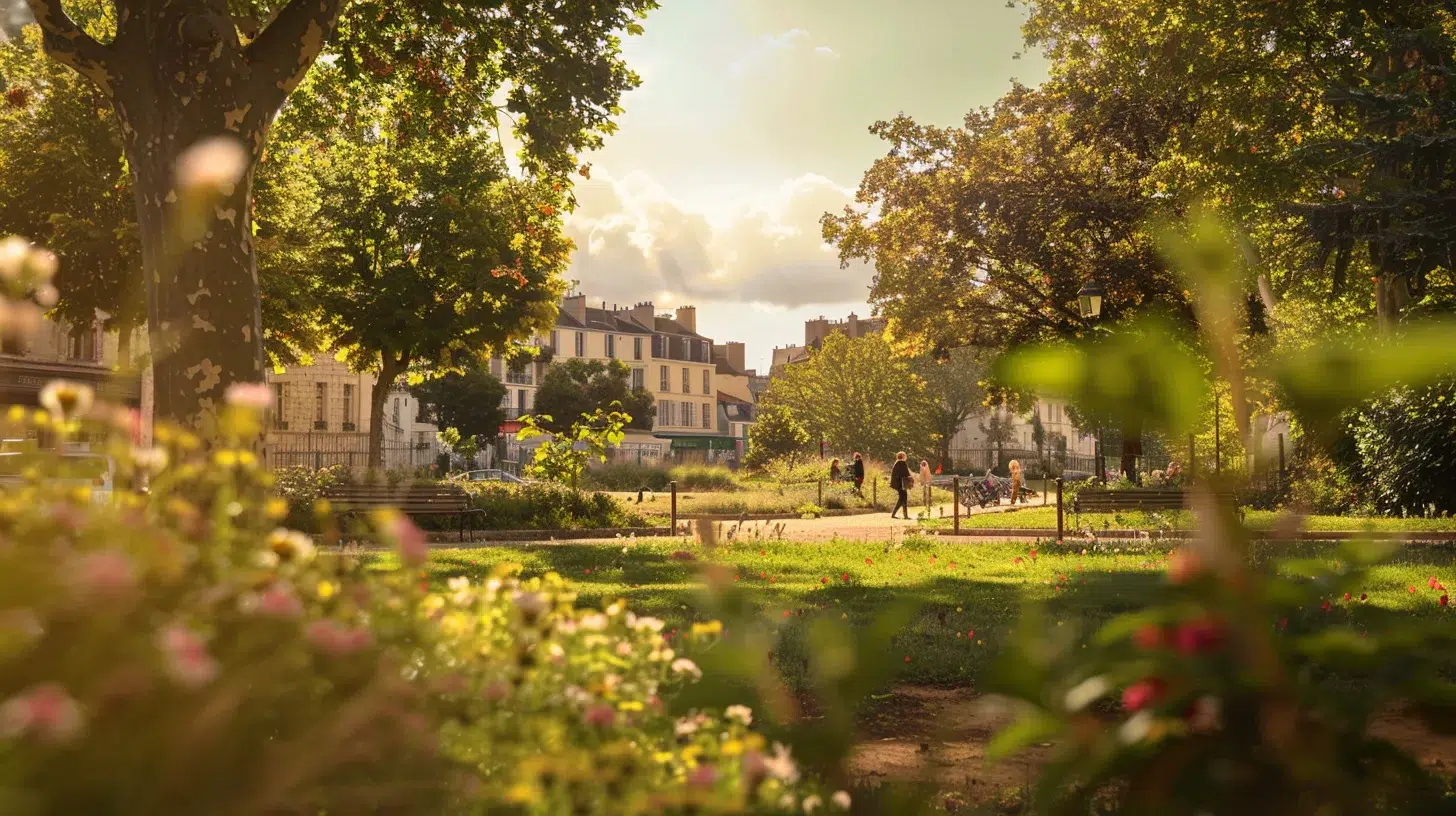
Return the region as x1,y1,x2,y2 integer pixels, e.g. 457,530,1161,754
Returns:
771,311,887,375
0,314,142,415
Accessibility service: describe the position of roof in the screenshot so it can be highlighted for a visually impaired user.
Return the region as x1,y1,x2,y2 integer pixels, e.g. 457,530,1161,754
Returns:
653,316,707,340
554,311,585,329
583,307,653,335
714,359,748,377
717,390,753,406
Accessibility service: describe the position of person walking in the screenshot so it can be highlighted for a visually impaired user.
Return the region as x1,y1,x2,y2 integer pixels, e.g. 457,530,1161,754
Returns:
919,459,932,510
829,457,842,482
851,452,866,494
1009,459,1025,505
890,452,912,519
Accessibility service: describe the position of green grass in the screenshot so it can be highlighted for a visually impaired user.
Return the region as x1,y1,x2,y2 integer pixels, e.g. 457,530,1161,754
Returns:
382,536,1456,690
925,506,1456,533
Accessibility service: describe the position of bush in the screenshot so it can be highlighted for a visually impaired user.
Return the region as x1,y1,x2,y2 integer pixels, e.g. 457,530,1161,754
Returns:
272,465,344,528
0,389,845,814
462,482,651,530
1350,378,1456,516
795,502,824,519
585,463,743,493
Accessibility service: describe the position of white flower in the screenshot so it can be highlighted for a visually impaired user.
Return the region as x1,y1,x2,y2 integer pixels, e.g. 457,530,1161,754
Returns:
513,591,547,620
675,717,700,737
725,704,753,726
1119,710,1155,744
671,658,703,681
763,742,800,783
1063,675,1111,712
131,446,169,474
830,791,852,810
176,136,248,197
224,381,273,410
802,795,823,813
38,380,93,421
266,529,315,563
615,641,634,657
778,794,797,810
0,236,28,280
580,613,608,631
629,613,665,633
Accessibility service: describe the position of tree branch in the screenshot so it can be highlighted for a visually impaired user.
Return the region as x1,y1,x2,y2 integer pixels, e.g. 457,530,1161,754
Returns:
24,0,114,93
244,0,345,109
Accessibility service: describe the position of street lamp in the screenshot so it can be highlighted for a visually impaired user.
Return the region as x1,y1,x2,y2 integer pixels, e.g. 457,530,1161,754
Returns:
1077,281,1105,321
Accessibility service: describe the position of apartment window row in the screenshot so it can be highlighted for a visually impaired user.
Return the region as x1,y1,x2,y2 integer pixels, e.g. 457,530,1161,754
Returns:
270,381,359,431
649,335,711,363
656,400,715,429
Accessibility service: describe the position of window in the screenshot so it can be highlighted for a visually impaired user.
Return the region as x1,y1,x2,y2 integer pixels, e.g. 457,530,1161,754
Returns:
67,325,98,361
314,382,327,428
660,401,676,426
659,365,669,392
574,332,585,357
517,389,527,416
632,368,644,390
702,369,710,395
606,334,616,359
392,397,400,427
1,335,20,354
681,367,690,394
273,383,287,429
703,403,712,429
633,337,643,360
342,384,354,429
550,331,559,352
683,401,696,428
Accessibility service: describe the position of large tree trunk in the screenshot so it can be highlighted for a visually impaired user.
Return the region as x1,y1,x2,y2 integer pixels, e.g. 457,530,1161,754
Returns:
1120,424,1143,485
369,352,407,470
26,0,344,429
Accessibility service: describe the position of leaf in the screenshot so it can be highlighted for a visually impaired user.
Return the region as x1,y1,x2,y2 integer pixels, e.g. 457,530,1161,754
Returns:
1297,628,1379,662
987,708,1063,760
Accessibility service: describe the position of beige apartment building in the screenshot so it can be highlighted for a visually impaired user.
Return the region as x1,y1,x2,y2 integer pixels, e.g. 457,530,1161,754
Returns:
0,314,142,429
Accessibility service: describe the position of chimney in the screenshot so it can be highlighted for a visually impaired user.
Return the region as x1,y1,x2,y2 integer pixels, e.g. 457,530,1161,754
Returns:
562,293,586,323
629,301,654,328
675,305,696,333
726,341,746,372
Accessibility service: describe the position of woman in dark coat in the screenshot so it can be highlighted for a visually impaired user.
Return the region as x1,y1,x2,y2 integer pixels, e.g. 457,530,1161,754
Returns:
851,452,866,493
890,452,912,519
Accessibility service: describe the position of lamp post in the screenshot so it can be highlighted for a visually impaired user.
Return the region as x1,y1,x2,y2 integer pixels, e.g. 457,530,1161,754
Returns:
1078,282,1106,482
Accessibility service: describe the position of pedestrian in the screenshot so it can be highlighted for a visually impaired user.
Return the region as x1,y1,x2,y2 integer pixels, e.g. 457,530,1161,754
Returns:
1009,459,1025,505
852,452,865,494
919,459,932,509
890,452,912,519
829,457,842,482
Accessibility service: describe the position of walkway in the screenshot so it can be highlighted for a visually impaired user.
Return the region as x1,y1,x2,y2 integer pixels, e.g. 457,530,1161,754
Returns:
702,497,1057,543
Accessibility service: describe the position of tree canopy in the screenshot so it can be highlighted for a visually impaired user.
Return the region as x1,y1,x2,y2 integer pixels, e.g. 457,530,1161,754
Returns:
531,358,656,434
414,369,508,448
912,347,990,470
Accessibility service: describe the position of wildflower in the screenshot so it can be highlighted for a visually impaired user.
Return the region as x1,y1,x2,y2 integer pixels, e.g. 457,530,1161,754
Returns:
580,613,609,631
831,791,852,810
224,381,273,410
305,620,372,656
1442,595,1449,607
671,658,703,681
1166,550,1202,583
903,655,911,663
1121,678,1164,712
375,511,427,567
512,591,547,622
803,795,823,813
628,614,665,633
762,742,800,783
821,577,829,585
841,573,850,582
1064,675,1110,711
158,625,219,688
1409,585,1418,594
1360,593,1368,601
1320,601,1331,613
175,136,248,196
130,446,169,474
865,558,872,565
725,704,753,726
266,528,315,563
1133,624,1163,650
38,380,93,422
675,717,700,737
68,550,136,601
688,763,718,789
1342,592,1351,602
0,684,83,743
1119,710,1155,744
253,584,303,618
584,703,616,728
1173,617,1225,655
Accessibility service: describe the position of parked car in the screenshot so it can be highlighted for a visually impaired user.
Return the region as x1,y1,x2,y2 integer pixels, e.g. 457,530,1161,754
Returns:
454,469,528,485
0,451,115,505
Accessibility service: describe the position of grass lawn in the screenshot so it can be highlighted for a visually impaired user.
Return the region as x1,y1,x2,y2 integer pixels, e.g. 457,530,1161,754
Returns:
924,505,1456,533
380,536,1456,690
611,483,956,517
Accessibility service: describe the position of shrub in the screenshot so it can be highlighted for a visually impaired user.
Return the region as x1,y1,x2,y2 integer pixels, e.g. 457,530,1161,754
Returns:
1350,378,1456,515
795,502,824,519
584,463,743,493
272,465,343,528
461,482,651,530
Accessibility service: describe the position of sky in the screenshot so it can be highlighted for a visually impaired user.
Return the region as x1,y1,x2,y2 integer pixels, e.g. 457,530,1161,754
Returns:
561,0,1048,374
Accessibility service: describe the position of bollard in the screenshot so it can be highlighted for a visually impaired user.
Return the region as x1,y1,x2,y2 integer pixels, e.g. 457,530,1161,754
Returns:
818,479,823,506
1278,433,1286,487
1056,478,1065,543
953,476,960,534
670,481,678,535
872,477,877,507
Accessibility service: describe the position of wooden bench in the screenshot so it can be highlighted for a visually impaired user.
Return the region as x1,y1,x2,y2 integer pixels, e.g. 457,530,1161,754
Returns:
1072,487,1238,523
322,483,485,542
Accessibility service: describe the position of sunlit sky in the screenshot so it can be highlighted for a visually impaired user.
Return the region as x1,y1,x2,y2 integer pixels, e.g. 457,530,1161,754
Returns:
561,0,1048,373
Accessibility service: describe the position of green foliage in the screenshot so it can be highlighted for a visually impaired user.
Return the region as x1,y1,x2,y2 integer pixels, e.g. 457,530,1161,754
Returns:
517,407,629,490
436,427,480,469
584,463,743,493
459,482,649,530
415,369,508,446
765,333,936,460
742,402,813,471
795,503,824,519
271,464,344,529
1350,378,1456,516
913,347,989,468
532,358,656,433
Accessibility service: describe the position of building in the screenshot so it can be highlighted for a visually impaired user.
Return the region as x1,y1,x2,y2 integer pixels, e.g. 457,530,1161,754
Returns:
946,400,1097,472
771,311,887,375
0,314,142,445
265,357,439,472
491,294,737,462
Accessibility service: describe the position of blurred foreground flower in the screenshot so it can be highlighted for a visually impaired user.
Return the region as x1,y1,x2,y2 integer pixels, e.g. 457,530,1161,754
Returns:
39,380,94,423
225,381,274,410
175,136,248,197
0,684,83,743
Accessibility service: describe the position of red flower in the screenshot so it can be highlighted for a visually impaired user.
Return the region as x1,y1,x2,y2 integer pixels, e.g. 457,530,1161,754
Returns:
1277,617,1288,631
1409,585,1418,594
903,655,911,664
1343,593,1351,602
1059,575,1068,583
967,629,974,639
760,550,766,556
865,558,873,566
759,572,767,579
1321,601,1331,612
1360,593,1368,601
1441,595,1449,607
821,577,829,585
583,569,591,575
1133,625,1164,650
841,573,850,583
1014,557,1024,566
1429,577,1439,590
1173,618,1226,655
1029,550,1038,560
782,610,791,619
1121,679,1165,712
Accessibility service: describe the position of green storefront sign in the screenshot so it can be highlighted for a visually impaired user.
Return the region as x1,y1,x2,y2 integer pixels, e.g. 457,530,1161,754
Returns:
662,436,735,452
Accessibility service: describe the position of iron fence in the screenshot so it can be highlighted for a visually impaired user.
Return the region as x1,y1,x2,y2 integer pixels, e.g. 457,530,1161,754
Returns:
265,432,438,473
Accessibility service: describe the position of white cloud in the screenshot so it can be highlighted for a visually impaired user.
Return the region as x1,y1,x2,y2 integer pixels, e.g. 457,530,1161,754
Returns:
814,45,839,58
564,169,873,309
729,28,835,75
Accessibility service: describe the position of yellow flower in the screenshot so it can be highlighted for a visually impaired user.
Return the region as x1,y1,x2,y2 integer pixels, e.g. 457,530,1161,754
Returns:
721,739,744,756
619,700,645,712
504,783,540,805
317,580,336,600
213,450,239,468
40,380,96,422
264,498,288,520
691,620,723,638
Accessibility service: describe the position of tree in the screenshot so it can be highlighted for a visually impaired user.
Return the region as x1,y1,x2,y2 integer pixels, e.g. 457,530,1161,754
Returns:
19,0,656,427
912,347,988,470
979,411,1016,474
435,426,480,471
1031,412,1047,465
415,369,507,448
307,81,571,467
517,407,628,493
766,333,935,461
742,401,813,471
531,358,655,434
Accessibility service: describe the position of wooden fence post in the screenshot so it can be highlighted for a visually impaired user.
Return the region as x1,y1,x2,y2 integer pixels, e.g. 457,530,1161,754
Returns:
818,479,823,506
1056,477,1065,543
872,477,878,507
670,480,678,535
953,476,961,534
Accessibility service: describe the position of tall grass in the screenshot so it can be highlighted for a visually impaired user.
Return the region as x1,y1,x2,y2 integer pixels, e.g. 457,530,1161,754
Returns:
584,462,745,492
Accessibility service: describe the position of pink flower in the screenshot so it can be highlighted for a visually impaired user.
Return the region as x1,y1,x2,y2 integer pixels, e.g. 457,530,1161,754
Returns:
688,763,719,789
158,625,219,688
305,620,372,656
1167,550,1202,584
69,550,136,600
254,584,303,618
0,683,83,743
584,703,616,728
1173,618,1226,655
1121,679,1164,712
379,512,428,567
224,381,273,410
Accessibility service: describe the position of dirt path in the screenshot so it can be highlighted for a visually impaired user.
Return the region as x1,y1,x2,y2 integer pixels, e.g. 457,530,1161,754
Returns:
720,498,1053,543
849,686,1456,802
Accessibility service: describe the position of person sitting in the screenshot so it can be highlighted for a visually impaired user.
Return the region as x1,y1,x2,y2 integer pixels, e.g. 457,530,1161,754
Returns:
829,457,842,482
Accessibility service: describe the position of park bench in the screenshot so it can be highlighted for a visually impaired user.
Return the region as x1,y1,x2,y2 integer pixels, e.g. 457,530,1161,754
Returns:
1072,487,1238,526
321,482,485,542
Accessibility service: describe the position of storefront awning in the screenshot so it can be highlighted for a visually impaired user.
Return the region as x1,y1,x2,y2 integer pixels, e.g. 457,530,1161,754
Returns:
0,360,141,408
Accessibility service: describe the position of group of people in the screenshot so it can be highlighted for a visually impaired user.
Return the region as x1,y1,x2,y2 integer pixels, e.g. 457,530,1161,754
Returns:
827,452,935,520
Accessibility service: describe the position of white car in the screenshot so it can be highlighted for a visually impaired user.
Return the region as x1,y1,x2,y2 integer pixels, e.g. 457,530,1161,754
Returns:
0,451,115,505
